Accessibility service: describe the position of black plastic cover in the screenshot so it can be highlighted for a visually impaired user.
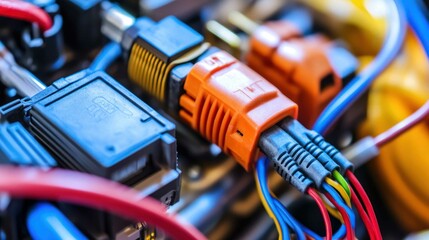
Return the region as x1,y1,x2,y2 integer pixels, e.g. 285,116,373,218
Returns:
58,0,103,50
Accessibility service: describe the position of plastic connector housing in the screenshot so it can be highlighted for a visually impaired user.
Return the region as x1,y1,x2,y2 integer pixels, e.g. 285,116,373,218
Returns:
179,50,298,171
247,21,343,127
259,125,330,188
127,16,203,102
58,0,103,50
20,3,65,74
277,117,353,173
278,117,340,172
25,71,179,185
259,127,312,192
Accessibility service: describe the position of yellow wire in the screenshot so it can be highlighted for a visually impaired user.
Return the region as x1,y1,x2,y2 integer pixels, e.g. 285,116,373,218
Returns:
317,177,353,222
333,170,351,197
255,170,283,240
326,178,351,207
322,196,344,222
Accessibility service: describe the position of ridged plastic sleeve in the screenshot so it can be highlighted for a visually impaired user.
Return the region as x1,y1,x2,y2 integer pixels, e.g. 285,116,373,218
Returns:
278,117,339,172
259,125,330,188
179,50,298,171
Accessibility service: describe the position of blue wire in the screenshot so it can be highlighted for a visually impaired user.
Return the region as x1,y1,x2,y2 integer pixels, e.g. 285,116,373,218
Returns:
89,42,122,72
323,183,356,234
273,199,306,240
273,187,348,240
313,0,406,135
256,157,290,239
259,158,348,240
27,202,88,240
402,0,429,58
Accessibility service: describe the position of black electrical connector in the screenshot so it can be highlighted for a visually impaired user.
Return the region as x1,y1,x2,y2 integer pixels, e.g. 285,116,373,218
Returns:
58,0,104,50
19,2,65,75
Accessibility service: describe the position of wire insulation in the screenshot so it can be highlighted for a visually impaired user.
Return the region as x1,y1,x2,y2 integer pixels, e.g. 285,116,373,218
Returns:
323,183,355,240
0,166,206,240
313,0,406,134
346,170,381,239
333,170,351,197
350,188,378,240
374,100,429,147
402,0,429,55
255,158,289,240
0,0,53,32
273,199,306,240
326,178,351,207
89,42,122,72
308,187,332,240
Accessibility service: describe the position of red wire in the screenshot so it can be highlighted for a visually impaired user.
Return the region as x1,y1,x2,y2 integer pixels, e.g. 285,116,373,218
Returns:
374,100,429,147
324,192,354,240
346,170,381,240
307,187,332,240
0,0,52,32
0,166,206,240
350,188,378,240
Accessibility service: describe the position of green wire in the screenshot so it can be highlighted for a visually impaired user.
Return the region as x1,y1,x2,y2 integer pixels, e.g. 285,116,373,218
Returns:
333,170,351,197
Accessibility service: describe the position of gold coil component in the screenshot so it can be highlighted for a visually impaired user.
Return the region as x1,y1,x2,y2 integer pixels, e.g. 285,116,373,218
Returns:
128,44,168,101
128,43,211,103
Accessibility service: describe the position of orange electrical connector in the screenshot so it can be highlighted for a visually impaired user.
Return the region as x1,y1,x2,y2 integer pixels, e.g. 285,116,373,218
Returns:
247,21,342,127
179,51,298,171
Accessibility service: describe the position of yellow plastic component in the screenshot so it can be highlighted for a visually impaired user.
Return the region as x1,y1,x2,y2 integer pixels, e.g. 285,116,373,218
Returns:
301,0,386,55
359,32,429,231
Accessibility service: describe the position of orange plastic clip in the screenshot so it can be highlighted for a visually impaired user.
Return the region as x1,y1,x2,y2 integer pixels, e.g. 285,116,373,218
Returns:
248,21,342,127
179,51,297,171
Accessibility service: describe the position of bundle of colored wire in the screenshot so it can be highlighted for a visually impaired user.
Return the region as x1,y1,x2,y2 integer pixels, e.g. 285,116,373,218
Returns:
89,42,122,72
255,158,290,240
374,100,429,147
346,170,381,239
255,157,352,240
328,173,380,239
0,166,206,240
350,187,376,239
308,188,332,240
0,0,52,33
313,0,406,135
323,183,356,240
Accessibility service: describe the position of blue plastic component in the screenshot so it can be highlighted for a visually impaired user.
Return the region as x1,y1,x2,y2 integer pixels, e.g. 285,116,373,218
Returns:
27,203,88,240
0,122,56,167
89,42,122,72
137,16,204,62
26,71,177,183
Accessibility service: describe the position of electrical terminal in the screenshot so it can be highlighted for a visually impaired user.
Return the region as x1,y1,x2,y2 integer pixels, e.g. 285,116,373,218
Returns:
259,125,331,189
278,117,341,172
